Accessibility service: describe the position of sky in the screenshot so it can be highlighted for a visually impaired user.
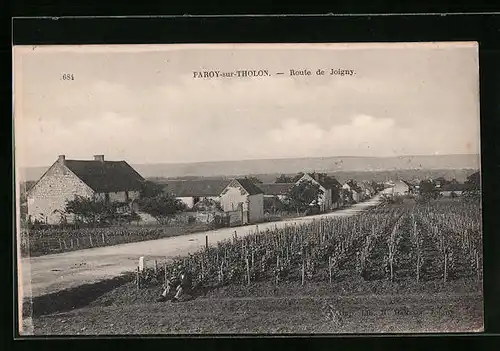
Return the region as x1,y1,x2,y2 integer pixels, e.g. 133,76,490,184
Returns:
13,43,480,168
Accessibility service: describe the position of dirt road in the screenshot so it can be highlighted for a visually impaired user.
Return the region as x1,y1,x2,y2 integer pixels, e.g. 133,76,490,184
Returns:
20,195,383,298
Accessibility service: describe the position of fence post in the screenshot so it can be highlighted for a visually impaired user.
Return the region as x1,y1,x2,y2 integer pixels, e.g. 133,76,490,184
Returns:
136,267,140,290
154,260,158,275
89,235,93,247
164,261,168,285
246,258,250,285
205,235,209,250
329,256,332,284
301,260,305,286
102,232,105,244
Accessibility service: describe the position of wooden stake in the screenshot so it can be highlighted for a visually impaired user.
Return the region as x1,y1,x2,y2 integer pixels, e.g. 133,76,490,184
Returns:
154,260,158,275
444,251,448,283
201,258,205,280
205,235,209,250
136,267,140,290
246,258,250,285
89,235,93,247
164,261,168,284
301,260,305,286
475,249,480,281
329,256,332,284
59,239,62,250
102,232,105,244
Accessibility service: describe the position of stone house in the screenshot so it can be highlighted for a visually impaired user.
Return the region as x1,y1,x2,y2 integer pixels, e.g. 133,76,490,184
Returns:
296,173,341,211
342,180,364,203
392,180,412,196
219,178,264,224
26,155,145,224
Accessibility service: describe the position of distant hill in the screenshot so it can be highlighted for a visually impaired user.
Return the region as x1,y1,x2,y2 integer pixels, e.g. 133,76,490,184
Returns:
150,169,478,185
19,154,480,182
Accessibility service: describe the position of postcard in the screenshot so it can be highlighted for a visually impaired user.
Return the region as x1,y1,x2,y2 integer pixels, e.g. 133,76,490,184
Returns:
14,42,482,335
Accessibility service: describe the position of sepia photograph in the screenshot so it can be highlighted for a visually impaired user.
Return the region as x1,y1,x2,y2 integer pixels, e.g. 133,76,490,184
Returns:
14,42,482,335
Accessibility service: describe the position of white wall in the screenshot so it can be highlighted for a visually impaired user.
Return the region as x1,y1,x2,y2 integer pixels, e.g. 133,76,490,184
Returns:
220,186,248,212
248,194,264,223
27,162,95,224
177,196,195,208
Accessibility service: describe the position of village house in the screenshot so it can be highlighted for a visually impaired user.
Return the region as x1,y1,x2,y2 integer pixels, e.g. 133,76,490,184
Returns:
159,179,230,209
219,178,264,225
257,182,295,215
296,173,341,211
439,183,470,197
26,155,145,224
392,180,413,196
257,183,295,201
342,180,364,203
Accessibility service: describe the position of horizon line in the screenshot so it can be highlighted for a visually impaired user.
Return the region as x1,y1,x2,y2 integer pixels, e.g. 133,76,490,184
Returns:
19,152,480,169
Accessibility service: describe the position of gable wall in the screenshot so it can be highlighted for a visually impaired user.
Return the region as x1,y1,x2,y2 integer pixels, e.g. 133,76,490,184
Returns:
27,162,95,224
220,181,249,212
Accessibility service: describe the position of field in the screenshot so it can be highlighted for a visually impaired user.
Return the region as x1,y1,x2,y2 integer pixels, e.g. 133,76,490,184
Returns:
136,198,482,290
20,222,212,257
25,198,483,334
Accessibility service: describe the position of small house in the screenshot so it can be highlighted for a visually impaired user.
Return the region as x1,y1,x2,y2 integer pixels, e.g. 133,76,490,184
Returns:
219,178,264,224
295,173,340,211
159,179,230,209
392,180,412,196
439,183,470,197
26,155,145,224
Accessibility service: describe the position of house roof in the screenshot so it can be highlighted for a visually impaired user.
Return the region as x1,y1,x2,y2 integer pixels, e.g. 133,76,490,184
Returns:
400,180,416,187
64,160,145,193
440,183,471,192
345,179,363,193
234,178,264,195
257,183,295,195
159,179,231,197
304,173,341,189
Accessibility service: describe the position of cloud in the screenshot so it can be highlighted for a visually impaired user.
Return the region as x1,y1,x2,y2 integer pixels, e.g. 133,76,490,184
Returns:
15,45,480,167
266,114,419,158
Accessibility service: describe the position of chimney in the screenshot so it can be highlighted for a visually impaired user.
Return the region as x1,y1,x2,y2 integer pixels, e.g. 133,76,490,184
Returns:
94,155,104,162
58,155,65,164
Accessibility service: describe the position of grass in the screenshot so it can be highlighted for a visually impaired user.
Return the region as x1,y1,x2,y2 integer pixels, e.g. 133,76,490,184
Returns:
27,277,483,335
22,198,483,335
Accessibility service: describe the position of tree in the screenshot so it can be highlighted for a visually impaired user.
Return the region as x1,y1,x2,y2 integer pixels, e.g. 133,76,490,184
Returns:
463,171,480,200
193,198,222,212
275,174,294,183
434,177,449,186
285,180,323,215
137,192,186,225
418,180,440,201
65,196,120,225
340,188,353,204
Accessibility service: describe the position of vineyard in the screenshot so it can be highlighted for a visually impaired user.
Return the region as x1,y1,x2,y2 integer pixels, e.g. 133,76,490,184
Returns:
20,222,212,257
137,199,482,290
